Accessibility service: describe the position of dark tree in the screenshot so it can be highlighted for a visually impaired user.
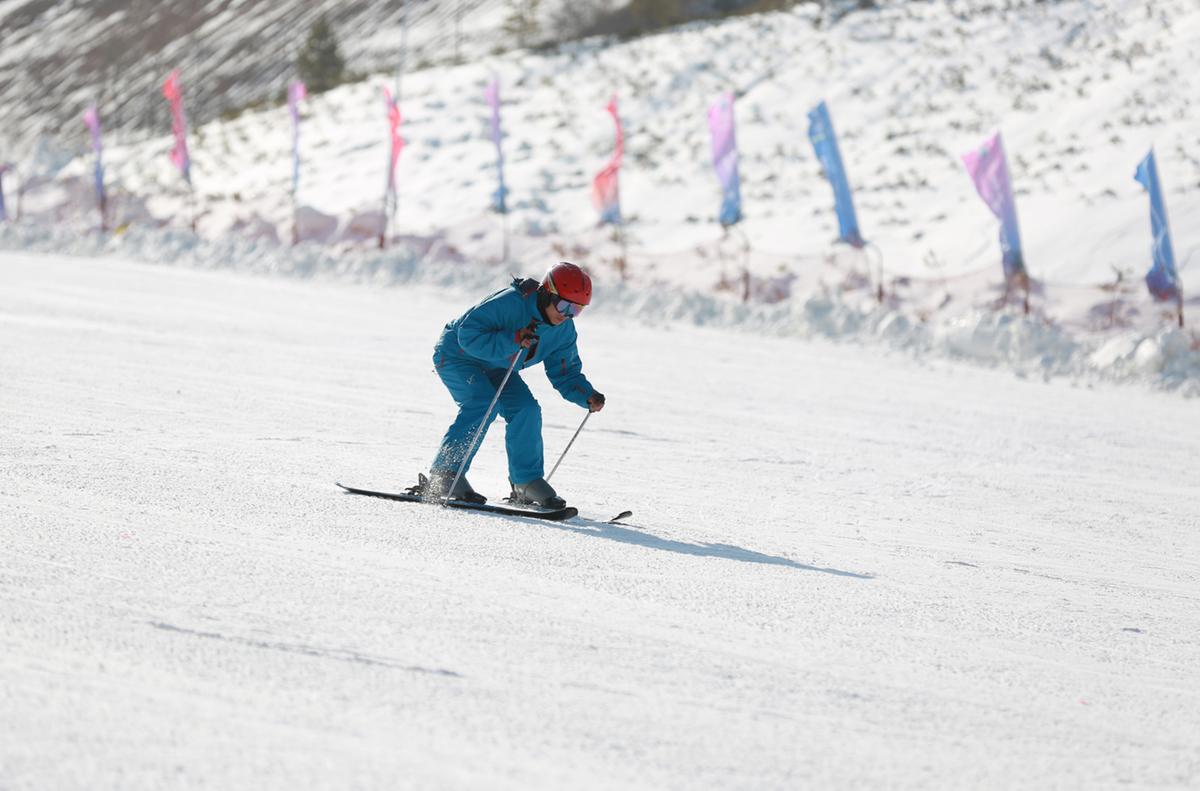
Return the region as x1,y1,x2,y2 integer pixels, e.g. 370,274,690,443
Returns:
628,0,683,31
297,14,346,94
502,0,543,48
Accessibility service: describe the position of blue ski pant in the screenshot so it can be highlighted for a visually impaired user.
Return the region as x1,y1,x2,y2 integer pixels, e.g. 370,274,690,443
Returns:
430,355,544,485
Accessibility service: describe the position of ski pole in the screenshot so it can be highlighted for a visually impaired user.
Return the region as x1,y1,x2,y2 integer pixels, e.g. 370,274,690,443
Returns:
545,411,591,484
442,344,525,507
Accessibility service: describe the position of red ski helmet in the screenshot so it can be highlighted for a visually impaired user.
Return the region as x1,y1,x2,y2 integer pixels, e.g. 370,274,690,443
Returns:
542,262,592,306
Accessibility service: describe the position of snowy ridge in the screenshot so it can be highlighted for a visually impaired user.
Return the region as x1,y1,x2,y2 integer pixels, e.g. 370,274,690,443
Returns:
5,220,1198,396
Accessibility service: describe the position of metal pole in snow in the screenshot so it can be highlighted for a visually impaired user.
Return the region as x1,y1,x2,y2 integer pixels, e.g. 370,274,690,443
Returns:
502,209,510,263
546,411,591,484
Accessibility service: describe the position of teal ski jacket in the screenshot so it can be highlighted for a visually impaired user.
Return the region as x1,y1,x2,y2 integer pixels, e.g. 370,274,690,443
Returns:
434,278,596,409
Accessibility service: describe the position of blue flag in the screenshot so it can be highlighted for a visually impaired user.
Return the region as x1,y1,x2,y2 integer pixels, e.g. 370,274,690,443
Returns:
1134,149,1181,303
807,101,864,248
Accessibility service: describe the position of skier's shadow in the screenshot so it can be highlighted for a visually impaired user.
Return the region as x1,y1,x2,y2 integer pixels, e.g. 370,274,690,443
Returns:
552,517,873,579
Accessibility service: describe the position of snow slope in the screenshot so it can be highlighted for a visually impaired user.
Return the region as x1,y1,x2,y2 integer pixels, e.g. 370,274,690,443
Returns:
3,251,1199,788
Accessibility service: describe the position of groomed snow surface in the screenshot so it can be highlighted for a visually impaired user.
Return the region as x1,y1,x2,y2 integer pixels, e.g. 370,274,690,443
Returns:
3,250,1198,789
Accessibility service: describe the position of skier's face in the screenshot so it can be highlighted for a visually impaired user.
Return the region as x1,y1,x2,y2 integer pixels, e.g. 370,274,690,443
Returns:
545,300,568,325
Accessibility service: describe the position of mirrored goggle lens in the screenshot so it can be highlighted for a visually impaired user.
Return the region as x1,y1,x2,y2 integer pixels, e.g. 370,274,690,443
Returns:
556,299,584,318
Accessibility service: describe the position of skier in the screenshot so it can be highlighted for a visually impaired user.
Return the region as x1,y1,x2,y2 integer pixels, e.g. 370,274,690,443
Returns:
418,262,605,509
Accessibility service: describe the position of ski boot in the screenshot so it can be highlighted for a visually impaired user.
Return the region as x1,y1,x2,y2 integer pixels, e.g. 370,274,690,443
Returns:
410,471,487,504
508,477,566,510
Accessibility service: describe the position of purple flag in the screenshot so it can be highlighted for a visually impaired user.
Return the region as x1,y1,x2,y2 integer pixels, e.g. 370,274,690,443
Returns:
287,80,306,198
708,93,742,226
962,132,1025,279
82,104,106,213
485,78,507,213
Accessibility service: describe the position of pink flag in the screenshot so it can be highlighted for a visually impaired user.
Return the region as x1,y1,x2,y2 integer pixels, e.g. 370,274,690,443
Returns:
484,79,502,147
288,80,307,118
591,95,623,225
162,69,191,184
82,106,103,152
384,87,404,192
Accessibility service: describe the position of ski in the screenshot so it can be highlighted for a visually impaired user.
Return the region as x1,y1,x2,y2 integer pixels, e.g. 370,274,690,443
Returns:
336,483,579,521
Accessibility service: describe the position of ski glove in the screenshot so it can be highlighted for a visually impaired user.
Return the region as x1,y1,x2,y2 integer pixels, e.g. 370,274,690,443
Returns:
587,391,606,413
515,326,539,349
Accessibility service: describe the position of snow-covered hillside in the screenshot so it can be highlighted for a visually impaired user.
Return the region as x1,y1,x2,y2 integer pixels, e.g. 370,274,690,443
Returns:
3,251,1199,788
19,0,1198,281
4,0,1200,394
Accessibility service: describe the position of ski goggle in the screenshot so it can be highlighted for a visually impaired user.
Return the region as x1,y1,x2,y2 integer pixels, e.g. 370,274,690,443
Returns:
556,298,585,319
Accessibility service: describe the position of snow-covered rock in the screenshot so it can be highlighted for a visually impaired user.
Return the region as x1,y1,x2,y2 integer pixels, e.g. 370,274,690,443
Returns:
229,213,281,244
294,206,338,244
338,209,386,243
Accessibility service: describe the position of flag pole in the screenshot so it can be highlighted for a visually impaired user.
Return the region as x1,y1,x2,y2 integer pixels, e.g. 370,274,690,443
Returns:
189,182,197,233
616,220,628,280
502,209,510,263
99,177,108,233
380,13,409,251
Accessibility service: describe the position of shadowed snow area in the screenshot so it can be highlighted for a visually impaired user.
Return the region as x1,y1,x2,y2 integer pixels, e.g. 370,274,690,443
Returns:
2,251,1198,788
